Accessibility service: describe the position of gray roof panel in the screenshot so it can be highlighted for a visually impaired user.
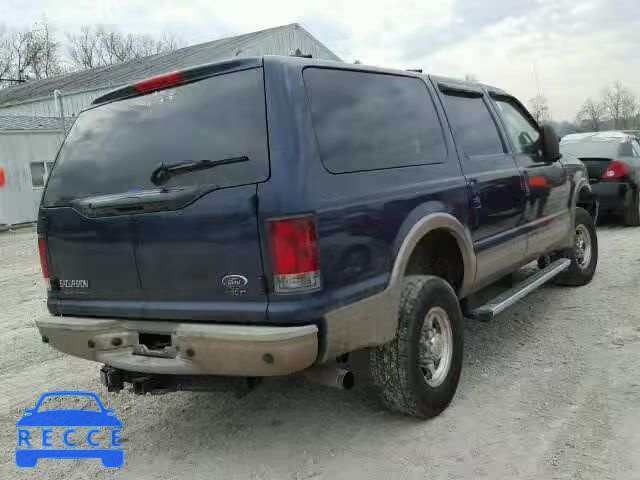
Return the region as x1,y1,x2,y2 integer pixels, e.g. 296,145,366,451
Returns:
0,116,72,131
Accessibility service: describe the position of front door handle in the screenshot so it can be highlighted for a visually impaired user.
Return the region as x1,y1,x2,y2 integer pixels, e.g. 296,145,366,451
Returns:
466,178,481,209
521,171,531,197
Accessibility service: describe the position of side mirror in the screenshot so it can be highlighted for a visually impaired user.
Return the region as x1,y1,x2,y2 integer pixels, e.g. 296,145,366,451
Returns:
541,124,561,161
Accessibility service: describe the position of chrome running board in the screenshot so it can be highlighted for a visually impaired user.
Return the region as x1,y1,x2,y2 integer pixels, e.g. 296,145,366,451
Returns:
472,258,570,322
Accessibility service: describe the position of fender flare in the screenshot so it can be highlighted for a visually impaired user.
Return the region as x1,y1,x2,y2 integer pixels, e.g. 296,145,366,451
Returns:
572,176,598,226
389,212,476,298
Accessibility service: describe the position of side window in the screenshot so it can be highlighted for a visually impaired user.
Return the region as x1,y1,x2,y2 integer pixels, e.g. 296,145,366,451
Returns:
30,161,55,188
30,162,46,188
303,68,447,173
441,92,505,157
631,140,640,157
494,98,541,155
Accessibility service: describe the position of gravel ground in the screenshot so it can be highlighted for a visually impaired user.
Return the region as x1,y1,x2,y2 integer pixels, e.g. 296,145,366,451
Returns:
1,225,639,479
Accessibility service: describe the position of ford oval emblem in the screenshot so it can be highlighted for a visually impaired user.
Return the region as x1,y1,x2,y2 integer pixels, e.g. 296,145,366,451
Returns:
221,274,248,289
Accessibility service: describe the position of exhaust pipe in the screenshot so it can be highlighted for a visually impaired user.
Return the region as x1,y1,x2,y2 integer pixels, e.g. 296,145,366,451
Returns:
304,365,355,390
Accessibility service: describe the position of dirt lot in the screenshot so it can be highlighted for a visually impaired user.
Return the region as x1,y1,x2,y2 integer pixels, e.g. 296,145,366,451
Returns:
1,226,639,479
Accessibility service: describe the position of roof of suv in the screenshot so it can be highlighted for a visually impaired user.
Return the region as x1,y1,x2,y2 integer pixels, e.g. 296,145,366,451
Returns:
91,55,508,108
267,55,507,94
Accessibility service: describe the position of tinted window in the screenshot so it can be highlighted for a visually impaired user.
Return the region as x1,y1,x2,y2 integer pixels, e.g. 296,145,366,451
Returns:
304,68,447,173
560,141,626,159
494,98,541,155
43,68,268,207
442,92,505,156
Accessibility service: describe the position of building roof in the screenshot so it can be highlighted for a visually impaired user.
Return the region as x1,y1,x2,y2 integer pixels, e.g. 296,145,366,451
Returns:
0,23,340,108
0,116,71,131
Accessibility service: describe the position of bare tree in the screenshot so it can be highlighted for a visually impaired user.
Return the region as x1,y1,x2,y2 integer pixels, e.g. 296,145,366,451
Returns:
66,26,101,69
577,97,605,131
528,94,550,124
30,15,63,79
602,81,637,129
99,29,131,64
0,26,14,83
158,33,184,52
66,25,184,70
9,30,43,81
620,92,638,129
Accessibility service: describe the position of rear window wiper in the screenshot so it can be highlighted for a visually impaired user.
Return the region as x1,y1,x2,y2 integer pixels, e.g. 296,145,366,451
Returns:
150,156,249,185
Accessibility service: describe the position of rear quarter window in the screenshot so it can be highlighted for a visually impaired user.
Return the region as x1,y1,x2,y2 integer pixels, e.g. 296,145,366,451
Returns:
303,68,447,173
43,68,268,207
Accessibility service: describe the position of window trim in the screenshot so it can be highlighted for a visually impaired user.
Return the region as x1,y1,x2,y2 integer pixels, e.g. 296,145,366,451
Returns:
42,67,270,207
302,66,450,174
439,88,509,158
490,93,543,156
30,161,47,189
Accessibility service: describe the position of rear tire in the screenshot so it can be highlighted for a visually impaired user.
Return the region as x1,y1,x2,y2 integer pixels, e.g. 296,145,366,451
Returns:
369,275,464,418
623,189,640,226
555,207,598,286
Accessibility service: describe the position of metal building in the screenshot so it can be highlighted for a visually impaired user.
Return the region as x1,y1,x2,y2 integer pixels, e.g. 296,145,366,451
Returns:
0,117,69,225
0,23,340,225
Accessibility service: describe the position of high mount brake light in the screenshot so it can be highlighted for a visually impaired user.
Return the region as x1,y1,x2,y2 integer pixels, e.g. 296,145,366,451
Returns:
601,160,629,180
267,216,321,293
132,71,185,93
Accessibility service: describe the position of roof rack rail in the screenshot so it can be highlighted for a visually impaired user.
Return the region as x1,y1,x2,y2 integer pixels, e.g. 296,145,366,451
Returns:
406,68,422,73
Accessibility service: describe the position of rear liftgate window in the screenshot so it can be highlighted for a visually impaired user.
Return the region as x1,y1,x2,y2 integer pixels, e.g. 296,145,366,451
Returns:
303,68,447,173
42,68,269,207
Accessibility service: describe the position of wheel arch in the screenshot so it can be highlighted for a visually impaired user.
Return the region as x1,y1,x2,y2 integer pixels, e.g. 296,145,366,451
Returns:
390,212,476,299
576,181,598,223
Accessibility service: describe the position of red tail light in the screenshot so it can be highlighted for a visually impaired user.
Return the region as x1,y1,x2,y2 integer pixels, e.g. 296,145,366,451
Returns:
132,71,184,93
267,216,321,293
601,160,629,180
38,238,50,282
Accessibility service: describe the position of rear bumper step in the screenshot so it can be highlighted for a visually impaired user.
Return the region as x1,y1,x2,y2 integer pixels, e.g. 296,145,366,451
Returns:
36,316,318,377
471,258,570,322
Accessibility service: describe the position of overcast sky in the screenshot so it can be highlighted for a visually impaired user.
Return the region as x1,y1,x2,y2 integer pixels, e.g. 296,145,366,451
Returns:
2,0,639,120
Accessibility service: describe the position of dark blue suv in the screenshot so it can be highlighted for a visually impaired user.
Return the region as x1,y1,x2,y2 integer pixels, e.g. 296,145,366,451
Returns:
36,56,598,417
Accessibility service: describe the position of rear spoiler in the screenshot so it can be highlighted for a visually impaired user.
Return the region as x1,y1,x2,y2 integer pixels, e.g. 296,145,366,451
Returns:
92,57,263,106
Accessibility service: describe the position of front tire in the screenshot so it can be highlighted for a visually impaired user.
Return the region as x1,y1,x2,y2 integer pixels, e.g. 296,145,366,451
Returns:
555,207,598,286
369,275,464,418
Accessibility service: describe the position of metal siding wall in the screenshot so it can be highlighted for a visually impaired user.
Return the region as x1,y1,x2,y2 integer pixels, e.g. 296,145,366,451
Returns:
0,131,65,225
0,88,113,117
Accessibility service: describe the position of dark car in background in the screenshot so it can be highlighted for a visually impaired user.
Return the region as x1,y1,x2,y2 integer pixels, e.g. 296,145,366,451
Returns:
561,131,640,225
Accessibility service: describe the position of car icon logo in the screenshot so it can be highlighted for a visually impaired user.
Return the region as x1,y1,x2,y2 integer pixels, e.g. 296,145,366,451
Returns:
15,391,124,468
